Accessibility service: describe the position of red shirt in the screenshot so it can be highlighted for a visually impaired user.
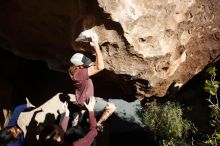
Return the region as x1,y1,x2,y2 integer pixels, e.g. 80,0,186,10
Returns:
70,68,94,106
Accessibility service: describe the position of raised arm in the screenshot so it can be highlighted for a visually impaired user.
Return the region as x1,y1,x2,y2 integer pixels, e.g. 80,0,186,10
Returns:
7,104,28,127
88,35,104,76
73,97,97,146
60,102,70,133
7,98,35,127
73,111,97,146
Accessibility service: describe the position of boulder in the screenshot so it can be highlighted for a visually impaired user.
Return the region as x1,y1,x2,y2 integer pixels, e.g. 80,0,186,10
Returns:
0,0,220,98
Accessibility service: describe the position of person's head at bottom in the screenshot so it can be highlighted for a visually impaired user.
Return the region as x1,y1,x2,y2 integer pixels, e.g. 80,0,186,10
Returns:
39,125,63,146
0,126,22,144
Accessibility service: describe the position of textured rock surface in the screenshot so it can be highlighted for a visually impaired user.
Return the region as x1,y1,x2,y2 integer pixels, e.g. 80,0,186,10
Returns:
0,0,220,98
96,0,220,98
17,93,67,136
17,93,142,143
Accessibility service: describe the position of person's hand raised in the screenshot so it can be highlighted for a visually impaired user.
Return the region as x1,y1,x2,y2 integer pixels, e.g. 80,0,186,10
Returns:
62,101,70,116
26,97,35,108
84,97,96,112
89,33,99,48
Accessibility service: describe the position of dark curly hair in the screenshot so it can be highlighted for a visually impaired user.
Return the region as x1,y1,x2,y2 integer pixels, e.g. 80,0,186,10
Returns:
38,124,63,146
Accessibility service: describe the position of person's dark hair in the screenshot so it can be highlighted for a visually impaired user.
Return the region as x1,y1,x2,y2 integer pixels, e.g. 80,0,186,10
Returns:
40,138,60,146
38,124,63,146
0,128,14,144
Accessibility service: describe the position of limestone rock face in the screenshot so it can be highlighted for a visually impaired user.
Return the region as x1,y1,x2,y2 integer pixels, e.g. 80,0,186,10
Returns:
0,0,220,98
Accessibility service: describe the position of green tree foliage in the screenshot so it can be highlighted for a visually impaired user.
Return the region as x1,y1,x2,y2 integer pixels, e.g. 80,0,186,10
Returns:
201,66,220,146
143,101,191,146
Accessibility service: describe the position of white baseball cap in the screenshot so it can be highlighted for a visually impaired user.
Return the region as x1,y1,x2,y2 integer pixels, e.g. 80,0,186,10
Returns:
70,53,93,67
